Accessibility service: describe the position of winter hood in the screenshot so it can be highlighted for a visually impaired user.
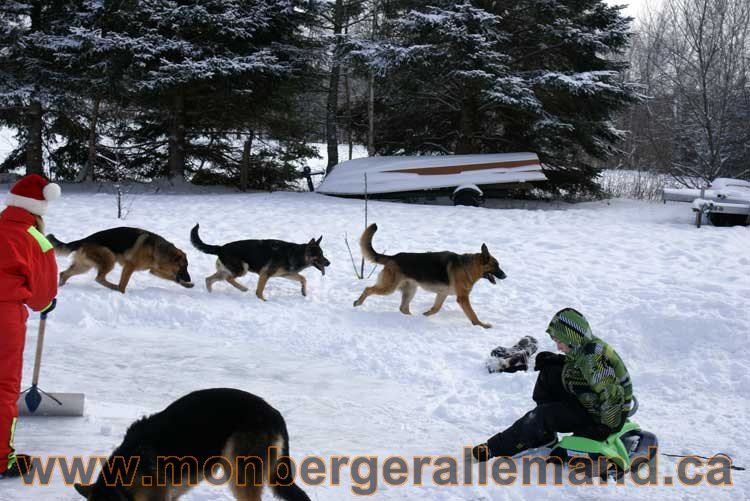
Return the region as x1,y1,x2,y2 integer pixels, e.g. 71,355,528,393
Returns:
545,308,593,348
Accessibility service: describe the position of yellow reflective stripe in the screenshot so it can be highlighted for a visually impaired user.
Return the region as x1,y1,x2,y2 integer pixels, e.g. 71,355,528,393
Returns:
6,417,17,471
27,226,53,253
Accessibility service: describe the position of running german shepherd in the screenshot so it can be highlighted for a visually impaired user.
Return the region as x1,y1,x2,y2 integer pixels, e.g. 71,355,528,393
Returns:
48,227,194,293
190,224,330,301
353,224,506,328
74,388,310,501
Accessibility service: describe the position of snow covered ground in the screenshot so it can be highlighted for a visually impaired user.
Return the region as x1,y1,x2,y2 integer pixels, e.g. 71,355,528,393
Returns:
0,186,748,499
0,128,17,165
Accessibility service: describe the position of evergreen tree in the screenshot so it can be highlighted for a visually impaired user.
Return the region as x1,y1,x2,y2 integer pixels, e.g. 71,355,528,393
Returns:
50,0,316,185
347,0,639,193
121,0,312,182
0,0,81,176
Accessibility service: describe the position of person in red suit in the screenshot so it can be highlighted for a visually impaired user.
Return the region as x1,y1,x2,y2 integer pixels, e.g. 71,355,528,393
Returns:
0,174,60,478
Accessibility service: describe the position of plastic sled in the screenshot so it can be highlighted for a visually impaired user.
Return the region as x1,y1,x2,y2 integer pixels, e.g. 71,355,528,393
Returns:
549,397,658,479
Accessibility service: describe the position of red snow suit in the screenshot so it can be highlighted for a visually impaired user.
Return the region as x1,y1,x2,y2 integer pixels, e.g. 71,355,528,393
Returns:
0,206,58,474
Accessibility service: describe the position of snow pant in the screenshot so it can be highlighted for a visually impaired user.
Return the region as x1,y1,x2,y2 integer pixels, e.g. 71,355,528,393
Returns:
486,364,596,458
0,302,27,474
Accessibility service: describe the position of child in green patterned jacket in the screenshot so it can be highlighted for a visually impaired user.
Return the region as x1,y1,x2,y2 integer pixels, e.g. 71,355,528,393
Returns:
473,307,633,461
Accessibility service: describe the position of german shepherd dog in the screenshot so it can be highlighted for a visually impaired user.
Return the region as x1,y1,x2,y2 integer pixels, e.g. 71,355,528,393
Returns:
190,224,330,301
74,388,310,501
353,224,506,328
47,227,194,293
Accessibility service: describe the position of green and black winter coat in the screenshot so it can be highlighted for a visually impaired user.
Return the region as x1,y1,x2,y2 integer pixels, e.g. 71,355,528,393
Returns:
546,308,633,430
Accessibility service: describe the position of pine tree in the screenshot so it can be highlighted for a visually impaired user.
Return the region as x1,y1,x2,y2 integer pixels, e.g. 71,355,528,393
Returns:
50,0,314,184
347,0,640,193
124,0,311,181
0,0,81,176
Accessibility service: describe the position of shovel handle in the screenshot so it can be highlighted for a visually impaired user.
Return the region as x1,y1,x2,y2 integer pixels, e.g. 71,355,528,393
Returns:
31,317,47,386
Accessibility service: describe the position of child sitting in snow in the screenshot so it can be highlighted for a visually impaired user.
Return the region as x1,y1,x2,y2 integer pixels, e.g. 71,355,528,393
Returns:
473,307,633,461
0,174,60,479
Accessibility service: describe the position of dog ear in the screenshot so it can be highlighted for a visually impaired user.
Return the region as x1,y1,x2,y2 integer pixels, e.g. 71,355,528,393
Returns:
481,243,490,261
316,235,323,245
74,483,92,497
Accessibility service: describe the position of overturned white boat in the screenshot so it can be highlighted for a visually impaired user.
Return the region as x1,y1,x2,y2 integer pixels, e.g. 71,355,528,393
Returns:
316,153,547,204
662,178,750,227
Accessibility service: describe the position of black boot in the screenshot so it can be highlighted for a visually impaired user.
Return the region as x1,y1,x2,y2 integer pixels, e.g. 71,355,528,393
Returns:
0,454,32,479
486,404,561,456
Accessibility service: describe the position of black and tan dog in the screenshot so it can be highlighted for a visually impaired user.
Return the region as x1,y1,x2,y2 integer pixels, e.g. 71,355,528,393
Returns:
74,388,310,501
190,224,330,300
48,227,194,293
353,223,506,328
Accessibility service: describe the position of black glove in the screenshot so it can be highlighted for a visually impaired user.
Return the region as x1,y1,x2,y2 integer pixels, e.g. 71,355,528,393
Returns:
534,351,566,371
40,298,57,318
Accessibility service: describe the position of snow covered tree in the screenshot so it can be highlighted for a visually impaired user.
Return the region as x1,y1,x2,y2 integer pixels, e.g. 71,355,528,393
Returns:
619,0,750,184
60,0,314,183
0,0,81,176
169,1,309,181
347,0,640,193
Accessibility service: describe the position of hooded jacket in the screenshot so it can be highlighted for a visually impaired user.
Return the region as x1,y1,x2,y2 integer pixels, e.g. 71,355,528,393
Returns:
546,308,633,430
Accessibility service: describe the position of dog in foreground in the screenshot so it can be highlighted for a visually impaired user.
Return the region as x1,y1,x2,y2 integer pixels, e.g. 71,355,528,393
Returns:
190,224,330,300
353,224,506,328
48,227,194,293
74,388,310,501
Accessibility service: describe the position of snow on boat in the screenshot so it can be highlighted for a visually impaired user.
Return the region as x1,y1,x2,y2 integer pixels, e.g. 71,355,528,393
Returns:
662,178,750,227
316,153,547,198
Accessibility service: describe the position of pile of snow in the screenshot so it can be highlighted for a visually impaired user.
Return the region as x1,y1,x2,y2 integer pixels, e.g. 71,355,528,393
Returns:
0,186,747,499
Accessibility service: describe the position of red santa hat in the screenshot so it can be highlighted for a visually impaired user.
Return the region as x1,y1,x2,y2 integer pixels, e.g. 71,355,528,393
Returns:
5,174,61,216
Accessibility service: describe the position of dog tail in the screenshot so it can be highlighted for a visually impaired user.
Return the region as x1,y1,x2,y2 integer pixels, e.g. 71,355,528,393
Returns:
270,431,311,501
359,223,388,264
46,234,78,257
190,223,222,255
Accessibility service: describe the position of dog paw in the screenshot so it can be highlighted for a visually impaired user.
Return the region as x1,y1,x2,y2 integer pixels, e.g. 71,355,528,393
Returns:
480,322,493,329
423,310,435,316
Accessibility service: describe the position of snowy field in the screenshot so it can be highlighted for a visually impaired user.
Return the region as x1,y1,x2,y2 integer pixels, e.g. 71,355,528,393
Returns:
0,186,748,499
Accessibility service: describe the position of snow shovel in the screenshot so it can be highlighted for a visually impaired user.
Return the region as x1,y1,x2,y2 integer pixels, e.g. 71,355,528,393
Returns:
17,313,84,417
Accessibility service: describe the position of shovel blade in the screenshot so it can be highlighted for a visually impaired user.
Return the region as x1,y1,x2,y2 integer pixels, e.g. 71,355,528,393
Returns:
17,392,85,417
24,386,42,412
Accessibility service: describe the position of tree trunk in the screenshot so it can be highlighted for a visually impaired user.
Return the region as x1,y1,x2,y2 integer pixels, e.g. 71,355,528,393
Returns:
367,1,378,157
168,92,186,180
346,73,353,160
78,96,101,182
325,0,345,174
26,2,44,176
326,64,341,173
344,6,353,161
368,72,375,156
455,97,478,154
240,130,254,191
26,100,44,176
